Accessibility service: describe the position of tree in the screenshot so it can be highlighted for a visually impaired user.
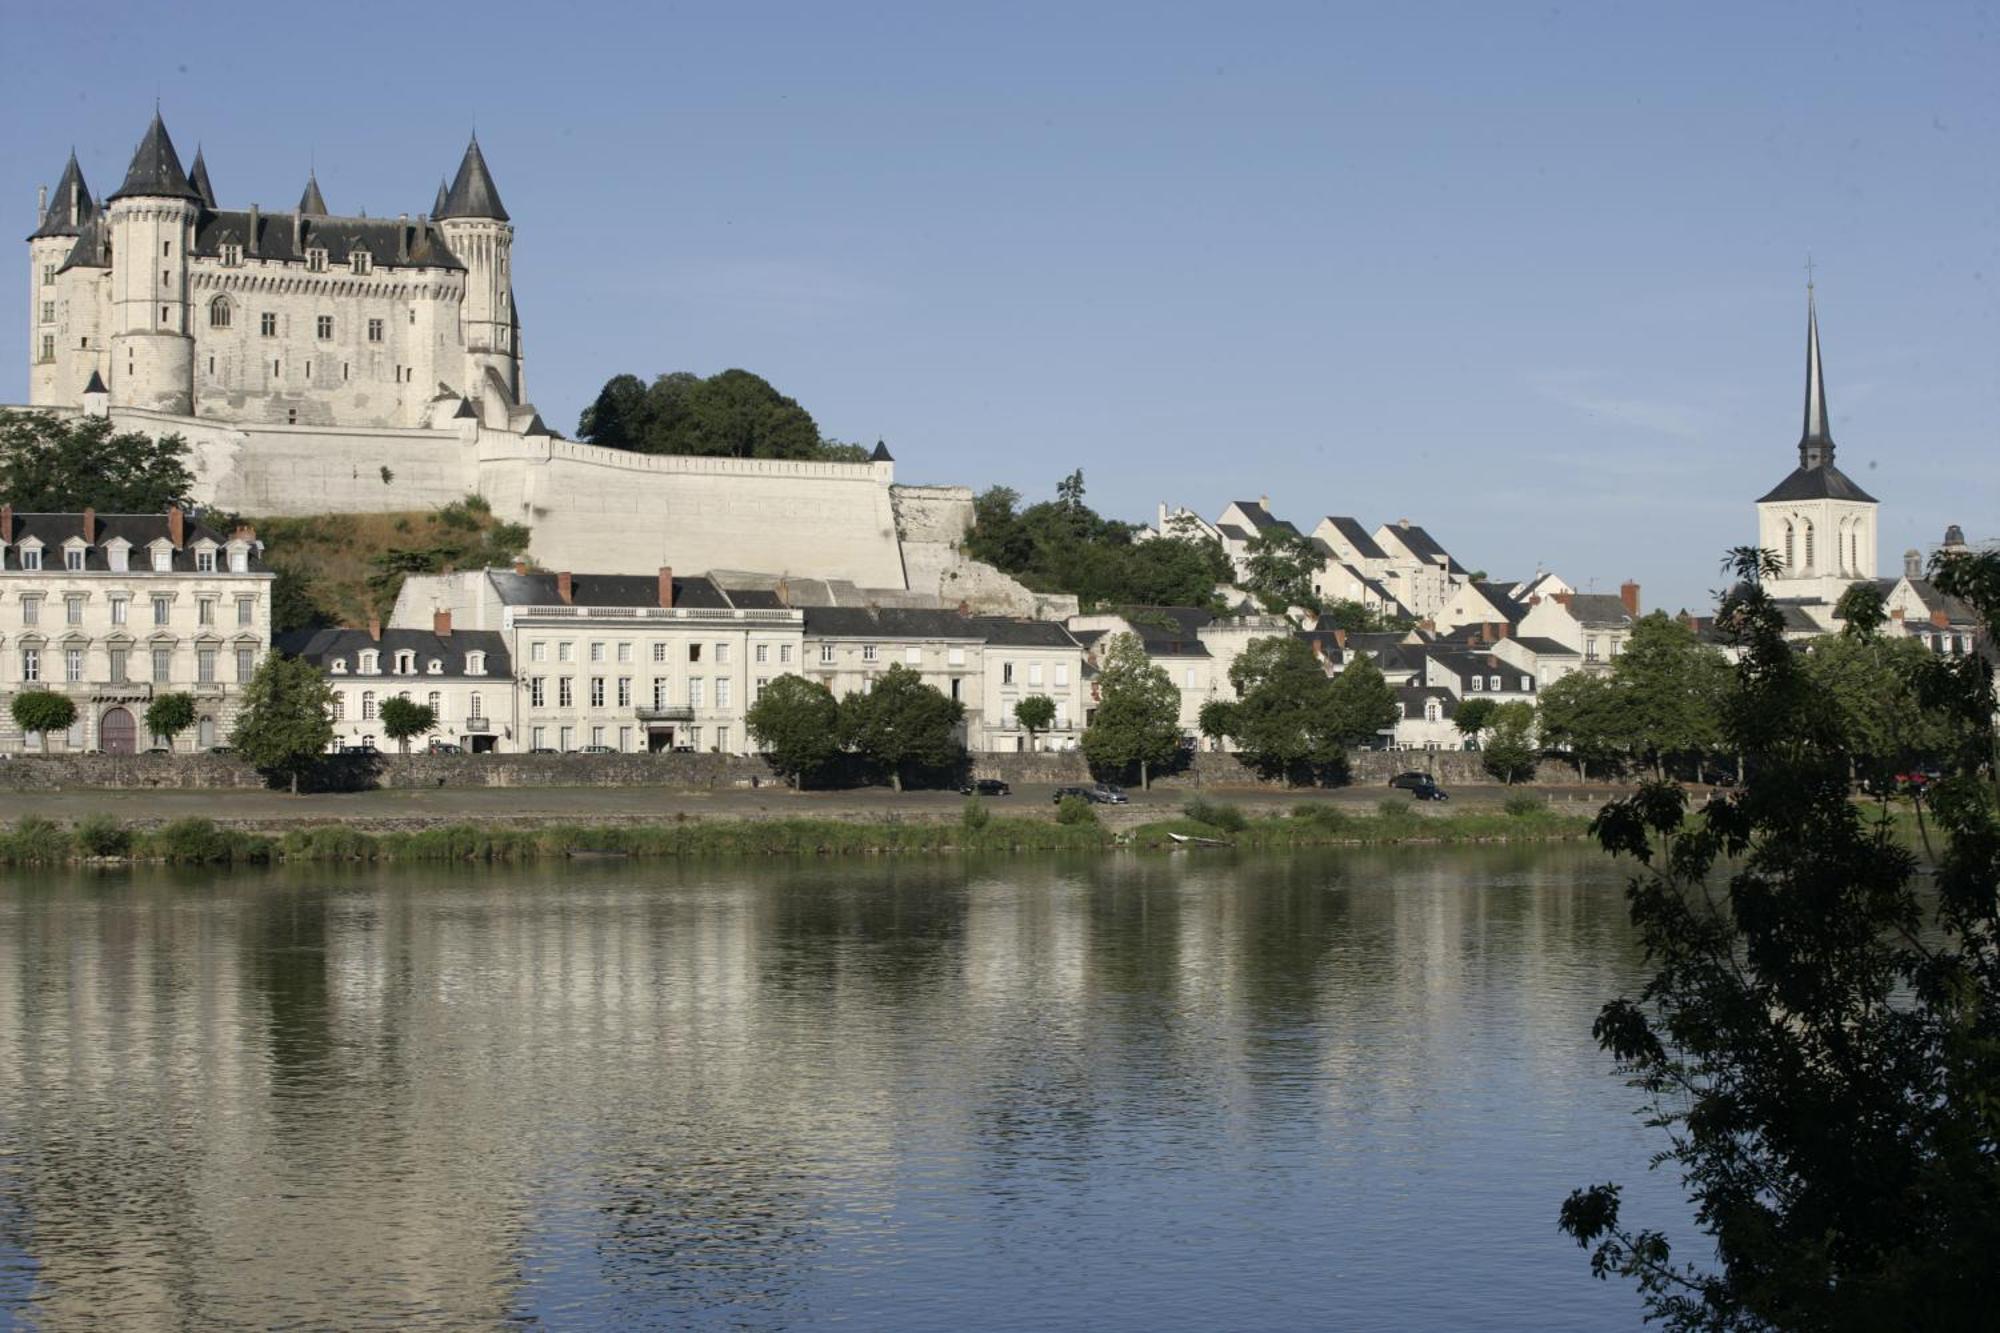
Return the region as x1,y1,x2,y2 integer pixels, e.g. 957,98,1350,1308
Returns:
1452,696,1498,744
1241,528,1323,615
1081,632,1182,789
1324,654,1400,753
1536,671,1628,779
745,674,843,788
1609,613,1731,779
839,664,964,792
1318,599,1402,632
11,691,76,750
1480,701,1537,783
962,480,1231,611
229,655,335,794
1223,636,1347,780
1801,629,1953,782
1832,579,1888,638
0,413,194,511
144,693,197,750
576,369,860,460
1559,546,2000,1328
1197,698,1238,753
378,697,437,755
1013,694,1057,751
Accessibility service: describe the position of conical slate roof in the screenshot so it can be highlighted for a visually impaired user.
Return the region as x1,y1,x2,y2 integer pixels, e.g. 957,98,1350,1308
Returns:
82,370,108,396
189,148,218,210
108,110,201,202
29,151,94,240
433,178,450,216
438,136,508,221
298,171,328,215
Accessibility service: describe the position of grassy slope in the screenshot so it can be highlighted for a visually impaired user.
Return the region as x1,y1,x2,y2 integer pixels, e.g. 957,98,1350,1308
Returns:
250,503,525,627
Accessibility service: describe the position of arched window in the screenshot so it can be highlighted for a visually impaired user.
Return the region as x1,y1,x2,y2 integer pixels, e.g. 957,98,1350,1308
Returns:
1803,521,1815,571
209,295,232,329
361,691,376,720
1783,521,1795,572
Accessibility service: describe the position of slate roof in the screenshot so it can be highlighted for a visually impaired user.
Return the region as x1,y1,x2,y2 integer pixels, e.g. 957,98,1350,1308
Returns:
296,172,329,215
1564,594,1633,627
191,210,464,271
1396,685,1458,721
805,606,985,640
1216,523,1254,543
28,153,94,240
108,112,201,203
1513,636,1578,657
0,511,265,573
188,150,217,210
488,570,736,610
1896,579,1979,625
1098,606,1215,657
978,618,1080,648
277,627,510,678
1426,648,1535,691
1470,581,1530,623
57,213,110,272
438,137,508,221
1320,515,1388,561
1756,463,1877,504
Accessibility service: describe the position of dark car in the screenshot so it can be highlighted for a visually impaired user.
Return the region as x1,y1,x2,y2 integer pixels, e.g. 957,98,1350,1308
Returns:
960,778,1012,796
1090,783,1130,805
1388,772,1436,792
1053,784,1128,806
577,745,616,755
427,741,464,755
528,746,560,755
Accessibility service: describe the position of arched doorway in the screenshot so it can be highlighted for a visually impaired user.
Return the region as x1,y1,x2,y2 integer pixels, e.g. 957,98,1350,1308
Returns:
100,706,137,755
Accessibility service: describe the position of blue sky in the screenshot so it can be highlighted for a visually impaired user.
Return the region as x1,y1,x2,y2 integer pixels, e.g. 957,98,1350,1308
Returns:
4,1,1993,611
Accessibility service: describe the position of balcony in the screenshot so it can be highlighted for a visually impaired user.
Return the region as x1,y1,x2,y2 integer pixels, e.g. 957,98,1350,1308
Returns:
463,716,493,734
635,705,695,722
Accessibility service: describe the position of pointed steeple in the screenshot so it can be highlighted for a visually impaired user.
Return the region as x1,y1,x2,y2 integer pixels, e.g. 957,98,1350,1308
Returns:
188,147,217,210
298,171,328,216
1798,284,1833,470
28,151,94,239
437,135,509,222
433,178,450,216
108,109,200,202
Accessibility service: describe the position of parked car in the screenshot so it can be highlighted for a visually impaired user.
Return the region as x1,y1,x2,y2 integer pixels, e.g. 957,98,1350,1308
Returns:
960,778,1012,796
577,745,616,755
1091,783,1130,804
143,747,170,755
207,746,233,756
1054,784,1128,806
1387,772,1436,792
427,741,463,755
528,746,559,755
1408,782,1449,802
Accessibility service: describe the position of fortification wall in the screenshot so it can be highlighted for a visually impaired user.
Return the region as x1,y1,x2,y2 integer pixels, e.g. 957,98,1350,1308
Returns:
891,482,1077,617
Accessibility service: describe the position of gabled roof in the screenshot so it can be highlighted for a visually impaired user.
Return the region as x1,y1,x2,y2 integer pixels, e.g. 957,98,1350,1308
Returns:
277,627,510,677
1512,636,1578,658
438,136,509,221
1216,523,1254,543
1897,579,1980,625
1320,515,1387,561
1112,606,1215,657
1469,581,1530,623
1396,685,1458,720
108,111,200,203
29,152,94,240
1229,500,1300,538
1565,593,1632,626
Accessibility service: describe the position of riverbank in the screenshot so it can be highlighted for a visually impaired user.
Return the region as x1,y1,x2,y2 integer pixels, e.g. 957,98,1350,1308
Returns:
0,798,1593,867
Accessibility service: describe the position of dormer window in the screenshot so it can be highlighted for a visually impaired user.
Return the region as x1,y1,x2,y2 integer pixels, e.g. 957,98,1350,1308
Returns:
330,658,348,674
358,650,379,674
219,243,243,267
305,249,328,274
195,547,217,573
227,544,249,574
350,251,372,275
394,650,416,674
64,546,85,572
151,544,173,573
21,545,42,571
426,658,444,675
107,542,130,573
465,651,486,676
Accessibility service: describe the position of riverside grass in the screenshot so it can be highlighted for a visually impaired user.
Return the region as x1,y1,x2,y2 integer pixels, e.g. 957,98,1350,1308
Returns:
0,801,1595,867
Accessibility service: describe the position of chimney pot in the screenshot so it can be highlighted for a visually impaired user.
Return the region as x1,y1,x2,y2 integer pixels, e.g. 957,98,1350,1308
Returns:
167,505,185,549
1931,610,1950,628
1553,590,1574,608
82,507,96,544
657,566,674,609
556,571,573,604
433,608,452,637
1620,580,1641,618
368,616,381,641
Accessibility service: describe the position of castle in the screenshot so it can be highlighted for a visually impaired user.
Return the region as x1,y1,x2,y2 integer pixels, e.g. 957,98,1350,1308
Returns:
20,113,1044,610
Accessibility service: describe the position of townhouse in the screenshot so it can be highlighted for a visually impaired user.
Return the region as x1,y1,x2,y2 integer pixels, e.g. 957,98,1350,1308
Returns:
276,616,511,753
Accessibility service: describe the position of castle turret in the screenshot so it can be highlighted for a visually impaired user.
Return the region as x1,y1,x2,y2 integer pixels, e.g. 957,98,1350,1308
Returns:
105,111,201,414
27,150,95,405
434,136,520,421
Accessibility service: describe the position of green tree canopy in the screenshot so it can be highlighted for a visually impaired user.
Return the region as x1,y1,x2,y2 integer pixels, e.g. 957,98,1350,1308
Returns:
963,479,1232,611
1561,546,2000,1327
745,674,844,788
1222,636,1352,779
838,664,965,791
1081,632,1183,788
1608,613,1731,779
577,369,867,461
0,413,194,512
1801,630,1954,776
1197,698,1238,749
1012,694,1057,749
144,693,197,747
229,655,335,793
1324,653,1401,752
10,691,76,747
1241,528,1323,615
1452,696,1499,741
1535,671,1629,778
378,697,438,755
1480,701,1537,783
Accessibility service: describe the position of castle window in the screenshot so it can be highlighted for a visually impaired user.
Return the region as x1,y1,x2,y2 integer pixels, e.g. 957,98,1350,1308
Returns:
40,301,54,324
426,659,443,675
316,315,333,340
362,691,376,720
368,319,383,342
43,265,55,285
219,243,242,266
394,650,416,674
351,252,372,275
261,312,277,337
331,658,348,674
163,241,171,257
1783,522,1795,571
358,650,379,674
209,297,232,328
306,249,328,273
39,335,52,362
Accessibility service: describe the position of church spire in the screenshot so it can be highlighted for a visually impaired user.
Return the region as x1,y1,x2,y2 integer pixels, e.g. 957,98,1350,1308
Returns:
298,170,328,216
1798,283,1833,470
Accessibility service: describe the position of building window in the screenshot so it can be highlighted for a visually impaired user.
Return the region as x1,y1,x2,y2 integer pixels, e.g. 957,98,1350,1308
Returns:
466,652,486,675
368,318,384,343
1469,676,1483,691
108,544,129,573
1001,662,1014,685
261,312,278,337
236,648,255,680
236,597,253,627
688,678,704,708
904,646,922,665
362,691,377,720
590,677,605,708
716,678,731,709
530,641,547,663
469,692,484,720
754,676,768,700
197,598,215,626
331,659,347,674
557,642,573,663
590,726,605,748
819,644,835,665
616,642,632,664
21,648,41,682
197,649,217,683
109,649,128,684
358,650,378,674
861,644,878,663
1184,667,1197,689
65,595,83,624
755,643,769,664
616,677,631,707
209,296,232,328
151,648,170,682
110,597,128,625
195,548,216,572
331,694,344,722
351,252,372,275
1520,676,1532,692
1055,664,1069,687
589,642,605,664
1489,675,1502,691
531,726,546,749
59,647,81,681
39,335,53,362
394,650,416,674
315,315,333,340
427,691,440,714
1028,663,1044,687
21,548,41,572
529,677,545,708
42,264,55,285
557,677,572,707
651,643,667,663
306,249,327,273
652,679,669,709
779,644,793,664
688,643,702,663
21,597,39,626
716,643,730,664
219,243,241,266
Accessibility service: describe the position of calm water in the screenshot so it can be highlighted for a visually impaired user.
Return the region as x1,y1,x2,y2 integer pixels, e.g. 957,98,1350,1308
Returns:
0,848,1679,1331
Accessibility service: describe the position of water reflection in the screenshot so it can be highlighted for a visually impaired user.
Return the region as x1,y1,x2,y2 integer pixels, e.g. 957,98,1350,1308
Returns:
0,848,1668,1330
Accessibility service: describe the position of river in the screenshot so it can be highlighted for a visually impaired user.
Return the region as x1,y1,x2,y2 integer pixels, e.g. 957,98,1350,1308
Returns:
0,847,1681,1330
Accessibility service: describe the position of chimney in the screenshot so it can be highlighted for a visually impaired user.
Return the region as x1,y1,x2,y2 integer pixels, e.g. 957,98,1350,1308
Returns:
1259,494,1271,511
397,214,409,262
36,185,46,225
1932,610,1951,628
1620,581,1641,618
368,616,381,641
166,505,185,549
231,524,256,544
0,504,11,544
433,608,452,637
247,204,260,256
556,571,573,604
82,507,95,545
1904,549,1922,580
657,566,674,609
1553,590,1574,609
292,210,303,253
1890,607,1905,622
956,599,970,617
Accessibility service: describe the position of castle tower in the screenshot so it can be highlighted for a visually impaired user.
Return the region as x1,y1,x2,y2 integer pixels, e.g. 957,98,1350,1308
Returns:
105,111,201,414
434,137,520,422
26,150,94,405
1755,285,1879,605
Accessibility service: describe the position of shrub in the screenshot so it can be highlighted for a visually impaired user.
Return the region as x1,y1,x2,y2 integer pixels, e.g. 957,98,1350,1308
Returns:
1183,796,1248,832
1056,795,1098,826
73,814,133,858
2,817,73,864
1290,801,1348,830
281,825,378,861
960,795,992,831
1504,793,1546,819
1376,796,1416,819
142,818,270,864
